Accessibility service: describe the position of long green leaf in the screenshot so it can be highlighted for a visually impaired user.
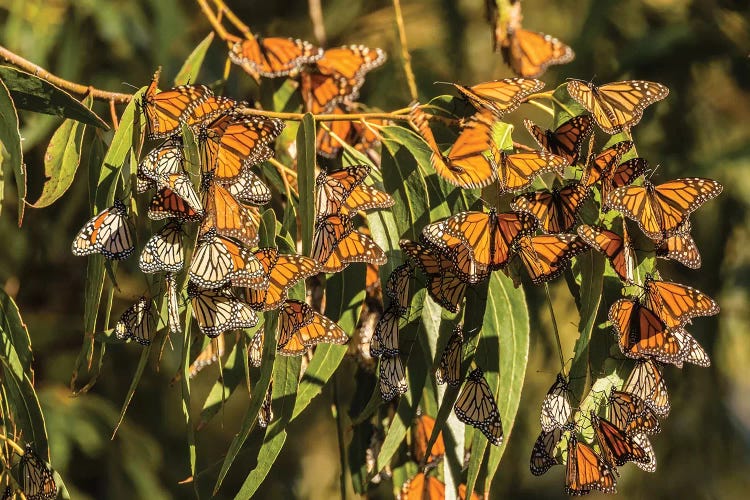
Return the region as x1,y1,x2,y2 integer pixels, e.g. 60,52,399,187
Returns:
174,32,214,86
297,113,315,256
0,78,25,223
0,357,48,459
0,287,32,374
112,345,152,438
569,252,605,401
292,265,365,420
234,352,301,497
31,96,90,208
0,65,108,129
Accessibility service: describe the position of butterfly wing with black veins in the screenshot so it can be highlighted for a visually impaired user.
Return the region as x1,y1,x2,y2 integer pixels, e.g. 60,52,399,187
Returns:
540,373,572,432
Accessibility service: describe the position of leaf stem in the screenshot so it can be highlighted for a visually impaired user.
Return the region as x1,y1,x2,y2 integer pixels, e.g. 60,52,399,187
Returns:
332,372,348,499
392,0,418,101
205,0,246,41
307,0,327,46
544,283,566,376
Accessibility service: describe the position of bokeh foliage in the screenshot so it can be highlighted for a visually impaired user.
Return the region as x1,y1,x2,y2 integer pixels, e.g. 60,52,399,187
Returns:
0,0,748,498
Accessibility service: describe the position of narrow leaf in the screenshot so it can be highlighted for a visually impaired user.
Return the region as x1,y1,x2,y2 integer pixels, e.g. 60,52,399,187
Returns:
174,32,214,86
296,113,315,256
31,97,90,207
0,78,25,223
0,65,108,129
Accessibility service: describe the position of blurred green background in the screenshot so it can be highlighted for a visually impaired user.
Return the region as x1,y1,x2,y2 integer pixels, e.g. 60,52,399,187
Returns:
0,0,749,498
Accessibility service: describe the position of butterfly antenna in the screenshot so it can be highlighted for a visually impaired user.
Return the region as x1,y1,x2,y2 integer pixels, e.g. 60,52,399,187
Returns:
647,163,660,179
121,81,139,91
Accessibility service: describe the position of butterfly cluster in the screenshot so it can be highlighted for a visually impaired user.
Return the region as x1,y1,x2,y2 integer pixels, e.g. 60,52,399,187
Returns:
70,38,393,428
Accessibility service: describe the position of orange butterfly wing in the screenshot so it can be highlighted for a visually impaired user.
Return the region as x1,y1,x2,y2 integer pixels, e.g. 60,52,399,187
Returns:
608,299,681,364
497,150,568,193
524,115,593,165
451,78,545,116
400,239,467,313
501,28,574,78
577,224,635,282
203,182,261,248
513,234,588,284
141,80,215,139
643,276,719,328
229,36,322,77
511,182,589,233
565,436,617,495
411,415,445,465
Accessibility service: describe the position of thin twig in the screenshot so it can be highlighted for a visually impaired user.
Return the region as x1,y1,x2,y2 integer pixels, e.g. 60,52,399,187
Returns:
210,0,251,40
392,0,418,101
196,0,238,43
0,45,132,103
513,141,536,152
0,435,24,457
308,0,327,46
109,100,119,130
544,283,567,376
236,106,410,122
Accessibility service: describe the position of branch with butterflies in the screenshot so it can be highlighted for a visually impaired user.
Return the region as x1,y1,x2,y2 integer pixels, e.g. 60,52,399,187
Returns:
0,0,724,498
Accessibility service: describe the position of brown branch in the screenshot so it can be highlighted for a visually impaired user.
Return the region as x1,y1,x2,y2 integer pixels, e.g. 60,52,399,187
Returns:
209,0,251,40
196,0,240,43
0,45,132,103
236,106,410,122
109,100,119,130
392,0,418,101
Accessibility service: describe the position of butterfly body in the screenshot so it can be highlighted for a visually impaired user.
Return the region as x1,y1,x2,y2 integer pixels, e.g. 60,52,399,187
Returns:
524,115,593,165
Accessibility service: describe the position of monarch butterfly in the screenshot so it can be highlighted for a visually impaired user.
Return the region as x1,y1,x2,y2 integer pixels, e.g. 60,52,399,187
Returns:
672,328,711,368
224,168,273,206
409,105,499,189
496,150,569,194
530,428,565,476
258,381,274,428
71,199,134,260
631,433,657,473
384,264,412,315
591,411,650,469
315,164,371,217
203,181,261,248
501,28,575,78
141,79,215,139
311,214,387,273
189,228,267,289
642,276,720,328
248,330,263,367
524,115,593,165
148,184,204,222
623,358,670,418
165,273,182,335
339,184,395,217
607,390,661,436
152,172,203,215
422,208,537,283
655,222,701,269
277,299,349,355
229,35,323,78
411,415,445,466
114,297,155,346
576,224,635,283
564,435,617,495
246,248,320,311
380,354,408,401
540,373,572,433
581,140,633,189
316,105,382,159
198,112,284,181
399,239,467,313
436,324,463,387
511,182,590,234
184,95,237,129
300,45,386,114
567,79,670,134
608,298,681,365
510,234,588,285
189,334,225,378
139,221,185,274
19,444,58,500
137,139,184,192
370,305,401,358
607,177,722,241
454,368,504,446
399,473,444,500
188,282,259,338
449,78,545,117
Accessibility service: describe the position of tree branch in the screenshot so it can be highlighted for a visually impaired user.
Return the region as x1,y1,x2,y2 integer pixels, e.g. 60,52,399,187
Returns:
0,45,132,103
